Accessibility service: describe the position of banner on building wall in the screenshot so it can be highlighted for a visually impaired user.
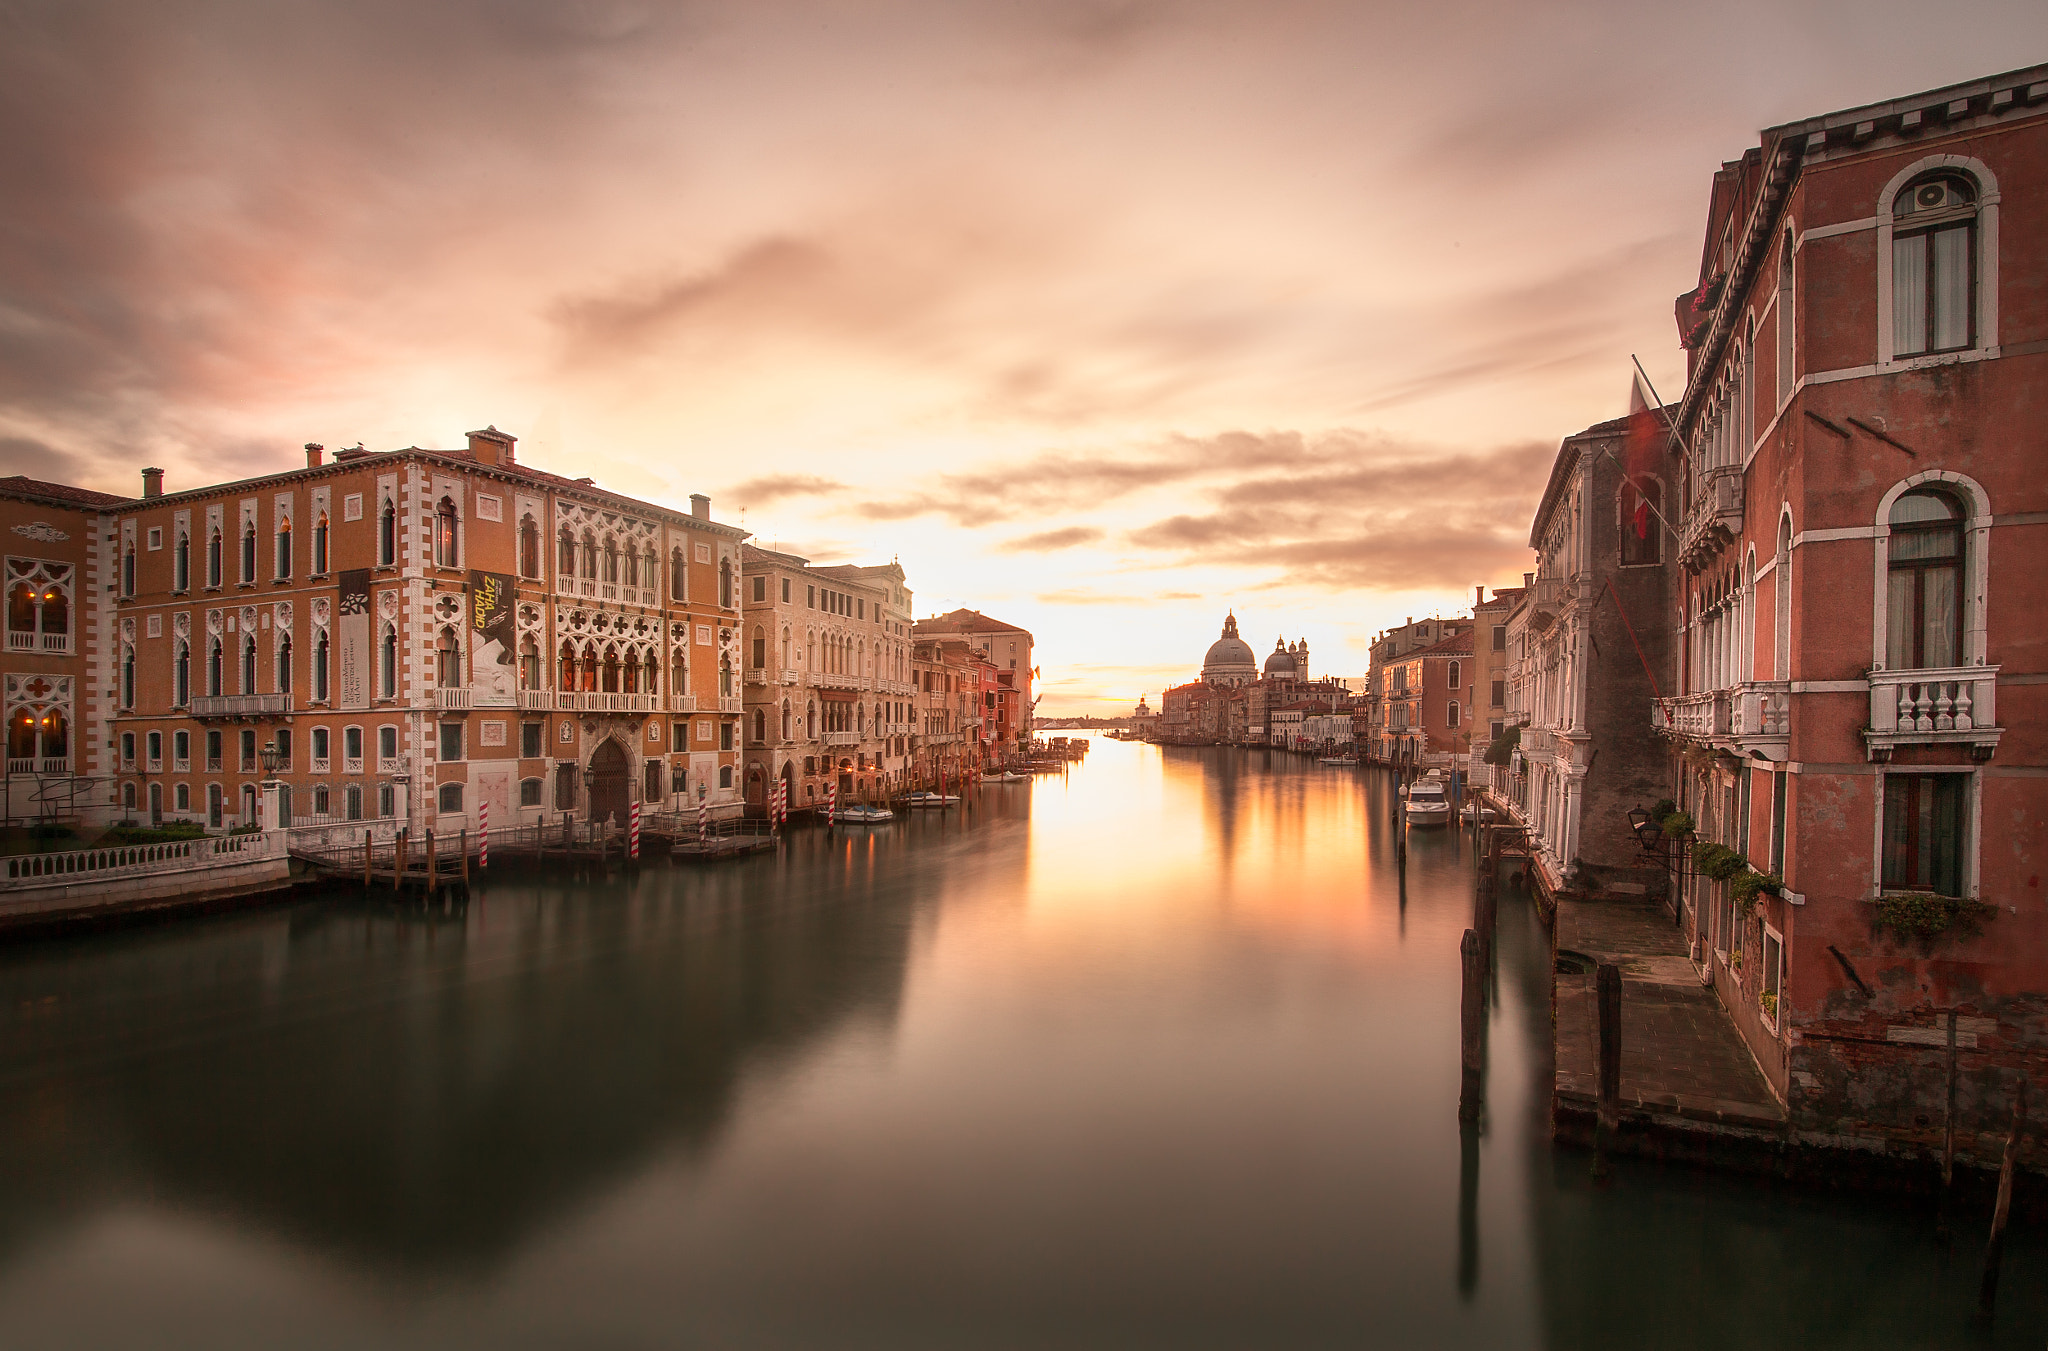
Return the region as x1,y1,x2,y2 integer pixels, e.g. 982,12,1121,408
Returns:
467,569,517,707
337,569,370,709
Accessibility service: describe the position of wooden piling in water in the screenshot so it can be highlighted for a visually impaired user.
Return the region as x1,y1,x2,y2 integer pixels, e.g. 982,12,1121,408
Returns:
460,829,470,886
1979,1081,2028,1317
427,828,437,891
363,829,372,889
1458,928,1484,1124
392,828,406,889
1592,963,1622,1177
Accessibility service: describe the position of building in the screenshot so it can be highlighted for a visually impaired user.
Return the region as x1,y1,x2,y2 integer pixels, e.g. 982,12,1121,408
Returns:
739,546,915,810
1649,66,2048,1154
106,429,746,841
1377,629,1473,765
1197,613,1259,688
1497,407,1675,899
3,475,130,826
910,608,1035,752
1360,615,1469,762
1466,583,1524,783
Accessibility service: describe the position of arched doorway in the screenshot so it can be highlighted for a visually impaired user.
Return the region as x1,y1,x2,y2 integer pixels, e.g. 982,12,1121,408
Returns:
746,764,765,806
588,738,630,827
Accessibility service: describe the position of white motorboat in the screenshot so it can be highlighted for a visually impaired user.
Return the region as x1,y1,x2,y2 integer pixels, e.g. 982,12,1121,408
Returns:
901,791,959,809
981,771,1028,783
833,803,895,823
1404,775,1453,827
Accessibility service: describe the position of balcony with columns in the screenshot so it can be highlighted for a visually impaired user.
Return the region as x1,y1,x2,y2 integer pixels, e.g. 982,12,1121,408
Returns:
1865,666,2001,762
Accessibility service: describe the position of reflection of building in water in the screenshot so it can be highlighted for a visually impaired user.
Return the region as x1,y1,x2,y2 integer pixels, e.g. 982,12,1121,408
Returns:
1158,613,1353,747
0,850,923,1276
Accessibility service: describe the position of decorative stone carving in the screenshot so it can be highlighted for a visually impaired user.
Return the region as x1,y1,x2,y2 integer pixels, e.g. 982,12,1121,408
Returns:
10,521,69,542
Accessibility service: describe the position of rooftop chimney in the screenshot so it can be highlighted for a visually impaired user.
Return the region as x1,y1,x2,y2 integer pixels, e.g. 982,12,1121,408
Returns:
690,493,710,521
304,443,324,469
465,425,516,467
142,467,163,498
1523,572,1534,588
1475,585,1484,605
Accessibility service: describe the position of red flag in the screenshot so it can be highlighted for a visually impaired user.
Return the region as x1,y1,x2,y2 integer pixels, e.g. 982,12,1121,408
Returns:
1623,368,1666,540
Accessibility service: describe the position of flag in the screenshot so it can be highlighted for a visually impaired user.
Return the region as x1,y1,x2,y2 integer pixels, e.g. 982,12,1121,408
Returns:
1623,367,1667,540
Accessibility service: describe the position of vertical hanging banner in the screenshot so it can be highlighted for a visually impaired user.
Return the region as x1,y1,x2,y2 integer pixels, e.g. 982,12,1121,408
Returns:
467,569,517,707
337,569,371,709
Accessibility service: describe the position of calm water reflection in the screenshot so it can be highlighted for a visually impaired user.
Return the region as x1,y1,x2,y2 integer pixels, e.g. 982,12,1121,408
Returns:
0,738,2039,1348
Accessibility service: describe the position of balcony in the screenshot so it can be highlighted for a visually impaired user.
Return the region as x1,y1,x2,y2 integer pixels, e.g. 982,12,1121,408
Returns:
825,731,861,747
559,691,661,714
718,696,743,714
670,694,698,713
1522,575,1568,633
5,757,69,775
378,757,404,775
745,668,769,686
434,687,472,710
1731,681,1789,750
520,689,552,710
781,668,800,686
1867,666,2001,760
1654,690,1728,741
813,672,858,691
6,631,69,653
190,694,293,719
1678,465,1744,571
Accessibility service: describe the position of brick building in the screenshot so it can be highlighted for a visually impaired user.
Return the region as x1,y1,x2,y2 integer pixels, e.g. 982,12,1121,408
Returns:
910,608,1034,754
1652,66,2048,1155
1374,628,1473,765
107,429,746,840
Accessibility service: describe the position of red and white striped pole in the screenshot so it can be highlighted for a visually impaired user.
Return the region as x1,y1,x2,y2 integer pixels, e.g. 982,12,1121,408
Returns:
826,782,837,824
697,795,709,843
478,798,488,870
629,800,641,861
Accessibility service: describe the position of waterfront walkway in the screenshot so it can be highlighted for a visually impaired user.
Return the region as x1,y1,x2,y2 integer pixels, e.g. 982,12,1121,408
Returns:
1553,895,1785,1141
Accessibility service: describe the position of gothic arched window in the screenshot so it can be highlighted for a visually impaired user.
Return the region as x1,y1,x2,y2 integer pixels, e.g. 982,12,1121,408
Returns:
437,626,461,687
174,640,190,706
314,630,330,701
208,637,224,697
276,635,292,694
519,515,541,578
378,501,396,566
242,635,257,693
313,512,329,575
435,497,459,568
380,623,398,698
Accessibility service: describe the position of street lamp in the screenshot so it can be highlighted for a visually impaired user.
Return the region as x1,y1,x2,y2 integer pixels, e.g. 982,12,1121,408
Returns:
259,740,282,778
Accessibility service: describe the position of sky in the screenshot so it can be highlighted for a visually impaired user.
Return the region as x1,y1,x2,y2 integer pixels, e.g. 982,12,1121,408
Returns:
4,1,2045,714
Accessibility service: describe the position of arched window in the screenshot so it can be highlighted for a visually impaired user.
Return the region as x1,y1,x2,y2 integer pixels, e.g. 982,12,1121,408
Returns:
622,648,641,693
1447,660,1461,690
123,782,136,812
520,636,541,689
437,626,461,687
313,512,329,574
7,708,32,760
379,500,396,565
276,635,292,694
1892,174,1977,357
671,547,686,600
174,531,190,590
380,623,398,698
1773,515,1793,680
121,543,134,596
580,530,597,580
560,641,578,692
752,708,766,743
208,637,224,697
275,516,291,579
643,649,659,694
174,640,190,706
1776,232,1795,406
601,646,621,693
1886,489,1963,670
42,709,66,762
435,497,459,567
623,544,639,588
242,636,257,692
121,644,135,708
1447,701,1461,728
559,527,576,578
603,536,619,584
750,625,766,669
579,642,598,691
208,783,224,828
314,631,330,701
781,700,791,741
719,656,733,697
1621,477,1661,566
241,522,256,582
520,515,541,578
207,527,223,586
644,547,659,592
719,557,732,608
807,700,817,739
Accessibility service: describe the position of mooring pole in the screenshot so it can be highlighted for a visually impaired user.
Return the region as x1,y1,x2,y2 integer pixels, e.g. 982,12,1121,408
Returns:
1459,929,1484,1124
1593,962,1622,1180
392,828,405,889
1979,1081,2028,1318
426,828,437,891
363,828,372,889
460,828,470,886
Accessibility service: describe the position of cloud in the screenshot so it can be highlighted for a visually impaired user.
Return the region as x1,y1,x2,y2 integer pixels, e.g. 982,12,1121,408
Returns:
999,526,1103,552
723,473,848,508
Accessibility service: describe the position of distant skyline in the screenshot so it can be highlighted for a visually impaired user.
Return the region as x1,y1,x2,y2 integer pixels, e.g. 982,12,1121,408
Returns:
5,1,2045,713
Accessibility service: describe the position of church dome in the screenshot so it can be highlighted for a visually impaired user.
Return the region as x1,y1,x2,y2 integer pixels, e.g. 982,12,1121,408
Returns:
1264,638,1294,675
1202,613,1258,685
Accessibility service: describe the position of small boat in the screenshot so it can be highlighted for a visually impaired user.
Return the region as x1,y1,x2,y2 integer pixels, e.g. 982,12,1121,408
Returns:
981,771,1028,783
1316,755,1358,766
901,791,959,809
833,803,895,823
1459,801,1496,823
1404,774,1453,828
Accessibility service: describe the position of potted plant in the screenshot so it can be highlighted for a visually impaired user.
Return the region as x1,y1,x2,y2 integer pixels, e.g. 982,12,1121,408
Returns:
1728,869,1782,915
1660,809,1695,839
1874,891,1997,944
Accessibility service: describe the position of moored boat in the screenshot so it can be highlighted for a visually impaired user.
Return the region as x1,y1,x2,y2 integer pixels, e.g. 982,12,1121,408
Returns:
1404,772,1453,827
901,791,959,809
834,803,895,823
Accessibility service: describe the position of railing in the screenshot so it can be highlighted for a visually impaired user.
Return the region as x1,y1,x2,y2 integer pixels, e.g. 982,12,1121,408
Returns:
670,694,698,713
718,697,743,714
825,731,861,747
5,830,274,882
520,689,552,710
434,687,472,710
1655,689,1729,740
1731,681,1789,740
1869,666,1999,744
1525,575,1566,618
190,694,293,718
813,672,858,691
781,669,800,686
558,691,660,713
745,668,769,686
5,631,69,652
378,757,404,775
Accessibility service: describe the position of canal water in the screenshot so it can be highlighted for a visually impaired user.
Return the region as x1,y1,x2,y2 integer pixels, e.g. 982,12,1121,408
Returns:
0,737,2039,1348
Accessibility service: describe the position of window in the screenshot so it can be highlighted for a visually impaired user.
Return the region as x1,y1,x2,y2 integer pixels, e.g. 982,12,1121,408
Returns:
379,726,398,760
437,626,461,687
808,585,816,608
175,784,189,811
1776,232,1795,405
751,626,765,668
312,512,328,574
718,558,733,608
556,762,578,810
276,635,291,694
345,726,362,765
275,517,291,579
208,783,224,828
379,784,396,818
1490,679,1504,708
1892,175,1976,357
380,623,398,698
1769,770,1788,876
1774,514,1794,680
645,761,663,802
242,635,257,693
561,529,577,578
719,765,733,789
781,578,791,603
120,643,135,708
719,721,734,750
1620,478,1661,566
174,532,189,590
1446,702,1460,728
275,728,292,769
314,631,329,701
1883,773,1965,898
520,515,541,578
241,522,256,583
147,731,162,768
207,527,222,587
173,640,190,706
520,637,541,690
1447,660,1461,689
670,547,686,600
1885,490,1962,670
431,497,458,567
206,729,222,770
346,785,363,821
173,729,189,766
240,729,257,771
602,536,619,584
439,783,464,814
520,777,544,807
311,727,329,766
751,708,765,743
439,723,463,762
378,500,396,566
120,731,135,766
521,722,544,758
580,530,596,580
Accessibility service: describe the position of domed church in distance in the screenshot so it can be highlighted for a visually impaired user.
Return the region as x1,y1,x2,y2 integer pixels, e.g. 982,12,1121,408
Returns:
1200,613,1260,687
